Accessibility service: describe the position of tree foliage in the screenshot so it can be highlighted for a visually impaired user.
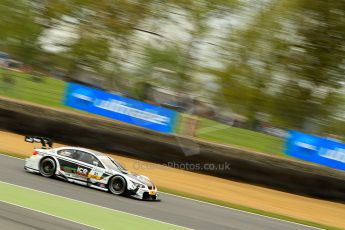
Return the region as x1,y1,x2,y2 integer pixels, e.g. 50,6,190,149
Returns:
215,0,345,131
1,0,345,132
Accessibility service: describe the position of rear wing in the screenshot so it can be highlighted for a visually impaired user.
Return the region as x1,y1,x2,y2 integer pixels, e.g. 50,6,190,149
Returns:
25,136,53,149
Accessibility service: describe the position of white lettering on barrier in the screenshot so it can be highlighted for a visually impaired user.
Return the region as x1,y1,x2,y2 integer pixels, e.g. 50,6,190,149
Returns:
319,148,345,163
72,93,93,102
94,99,170,125
295,141,316,150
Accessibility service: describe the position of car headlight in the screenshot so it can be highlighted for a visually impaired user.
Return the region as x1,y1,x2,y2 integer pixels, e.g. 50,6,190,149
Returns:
131,180,145,188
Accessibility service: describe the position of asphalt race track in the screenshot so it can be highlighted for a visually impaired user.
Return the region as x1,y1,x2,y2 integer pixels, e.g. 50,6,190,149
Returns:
0,202,96,230
0,154,318,230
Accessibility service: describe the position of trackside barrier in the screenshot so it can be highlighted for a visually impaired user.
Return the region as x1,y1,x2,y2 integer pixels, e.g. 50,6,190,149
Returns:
64,83,178,133
1,97,345,201
285,130,345,171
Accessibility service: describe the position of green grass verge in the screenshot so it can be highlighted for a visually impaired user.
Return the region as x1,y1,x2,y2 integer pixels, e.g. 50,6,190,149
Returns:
195,118,285,156
0,69,66,107
0,181,182,230
0,152,338,230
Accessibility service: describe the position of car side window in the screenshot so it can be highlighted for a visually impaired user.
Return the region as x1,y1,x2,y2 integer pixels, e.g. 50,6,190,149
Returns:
57,149,81,160
78,151,104,168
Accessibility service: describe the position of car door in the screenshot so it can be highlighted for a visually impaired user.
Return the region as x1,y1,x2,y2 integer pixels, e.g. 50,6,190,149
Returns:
56,149,88,183
77,151,106,185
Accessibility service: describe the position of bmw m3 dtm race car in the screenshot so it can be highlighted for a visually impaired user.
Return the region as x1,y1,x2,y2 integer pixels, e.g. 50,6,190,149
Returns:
24,136,158,200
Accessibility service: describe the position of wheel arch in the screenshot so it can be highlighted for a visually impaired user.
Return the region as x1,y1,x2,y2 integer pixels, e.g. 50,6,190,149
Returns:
107,174,127,186
39,155,58,166
39,155,59,174
107,174,128,195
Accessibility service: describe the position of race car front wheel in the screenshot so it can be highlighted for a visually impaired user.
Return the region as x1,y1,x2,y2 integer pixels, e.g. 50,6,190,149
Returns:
39,158,56,178
109,176,127,195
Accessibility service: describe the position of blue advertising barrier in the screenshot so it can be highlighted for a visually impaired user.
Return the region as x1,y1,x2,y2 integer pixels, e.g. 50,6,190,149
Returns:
64,83,177,133
285,130,345,170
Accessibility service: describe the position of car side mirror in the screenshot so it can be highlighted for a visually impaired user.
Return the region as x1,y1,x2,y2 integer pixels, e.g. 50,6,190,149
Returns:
93,161,99,166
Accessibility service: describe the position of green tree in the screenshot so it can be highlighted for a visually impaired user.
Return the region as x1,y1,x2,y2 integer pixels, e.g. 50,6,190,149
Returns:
0,0,43,64
214,0,345,130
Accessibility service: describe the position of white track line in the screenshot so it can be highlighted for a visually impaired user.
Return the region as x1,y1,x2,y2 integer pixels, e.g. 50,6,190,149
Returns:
0,201,101,230
0,153,322,229
0,180,189,230
0,154,23,160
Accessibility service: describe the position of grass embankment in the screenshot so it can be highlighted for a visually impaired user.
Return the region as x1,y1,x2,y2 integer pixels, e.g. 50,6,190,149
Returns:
0,69,66,107
0,69,286,157
195,118,285,156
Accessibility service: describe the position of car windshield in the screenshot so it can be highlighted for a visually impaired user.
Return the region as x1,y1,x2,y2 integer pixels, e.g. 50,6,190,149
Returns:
99,156,127,172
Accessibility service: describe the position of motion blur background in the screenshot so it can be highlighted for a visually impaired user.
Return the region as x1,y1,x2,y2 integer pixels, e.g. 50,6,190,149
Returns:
2,2,345,229
1,0,345,156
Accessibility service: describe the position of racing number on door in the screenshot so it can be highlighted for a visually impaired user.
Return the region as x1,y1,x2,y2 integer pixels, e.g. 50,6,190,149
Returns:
88,168,104,180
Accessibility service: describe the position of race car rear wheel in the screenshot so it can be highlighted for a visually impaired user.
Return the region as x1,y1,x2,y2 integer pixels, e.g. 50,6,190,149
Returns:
39,158,56,178
109,176,127,195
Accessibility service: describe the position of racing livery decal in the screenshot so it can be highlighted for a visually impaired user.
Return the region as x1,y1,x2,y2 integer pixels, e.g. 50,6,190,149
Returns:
76,166,89,176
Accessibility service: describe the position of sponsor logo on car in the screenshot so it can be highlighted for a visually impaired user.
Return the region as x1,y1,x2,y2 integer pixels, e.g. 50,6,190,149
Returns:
77,167,88,176
87,173,103,180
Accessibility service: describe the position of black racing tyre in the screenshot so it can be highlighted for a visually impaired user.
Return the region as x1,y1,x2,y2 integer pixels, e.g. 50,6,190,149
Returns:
39,158,56,178
108,176,127,195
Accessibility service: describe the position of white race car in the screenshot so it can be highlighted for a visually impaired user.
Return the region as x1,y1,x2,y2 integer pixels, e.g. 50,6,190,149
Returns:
24,136,158,200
